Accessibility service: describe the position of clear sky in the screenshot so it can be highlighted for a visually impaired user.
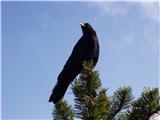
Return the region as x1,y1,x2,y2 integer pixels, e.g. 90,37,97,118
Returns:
2,1,159,120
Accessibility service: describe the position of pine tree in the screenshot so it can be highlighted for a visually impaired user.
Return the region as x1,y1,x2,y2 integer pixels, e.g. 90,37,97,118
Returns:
52,99,74,120
51,61,160,120
71,61,110,120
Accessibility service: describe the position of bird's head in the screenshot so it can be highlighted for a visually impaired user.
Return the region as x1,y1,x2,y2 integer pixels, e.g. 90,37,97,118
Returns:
80,23,96,35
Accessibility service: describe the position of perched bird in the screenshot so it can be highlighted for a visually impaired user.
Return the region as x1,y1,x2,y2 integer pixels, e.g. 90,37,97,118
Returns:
49,23,99,104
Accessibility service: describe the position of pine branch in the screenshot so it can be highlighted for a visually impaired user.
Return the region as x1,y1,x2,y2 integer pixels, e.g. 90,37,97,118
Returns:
129,88,159,120
110,86,134,118
52,99,74,120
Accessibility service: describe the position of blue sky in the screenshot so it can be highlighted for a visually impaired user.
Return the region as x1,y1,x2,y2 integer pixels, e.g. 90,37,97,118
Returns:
2,1,159,120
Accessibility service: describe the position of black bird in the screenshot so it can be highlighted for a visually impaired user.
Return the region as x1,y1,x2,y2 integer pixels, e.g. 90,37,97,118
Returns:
49,23,99,104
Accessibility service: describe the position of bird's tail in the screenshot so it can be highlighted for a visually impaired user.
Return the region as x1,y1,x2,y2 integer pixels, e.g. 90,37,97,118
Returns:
49,80,70,104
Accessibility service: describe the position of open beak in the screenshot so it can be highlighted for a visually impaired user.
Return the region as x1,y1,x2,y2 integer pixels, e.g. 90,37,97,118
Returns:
80,23,85,27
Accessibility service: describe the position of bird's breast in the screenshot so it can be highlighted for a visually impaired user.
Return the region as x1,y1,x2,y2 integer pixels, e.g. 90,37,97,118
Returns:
84,38,99,60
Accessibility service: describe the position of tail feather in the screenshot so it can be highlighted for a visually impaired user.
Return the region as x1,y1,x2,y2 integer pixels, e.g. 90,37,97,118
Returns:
49,81,70,104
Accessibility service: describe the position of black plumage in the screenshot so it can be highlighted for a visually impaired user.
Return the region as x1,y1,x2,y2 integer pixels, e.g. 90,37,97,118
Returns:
49,23,99,104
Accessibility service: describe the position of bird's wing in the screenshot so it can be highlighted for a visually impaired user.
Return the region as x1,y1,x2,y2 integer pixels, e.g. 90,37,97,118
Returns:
57,37,85,83
63,37,85,69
